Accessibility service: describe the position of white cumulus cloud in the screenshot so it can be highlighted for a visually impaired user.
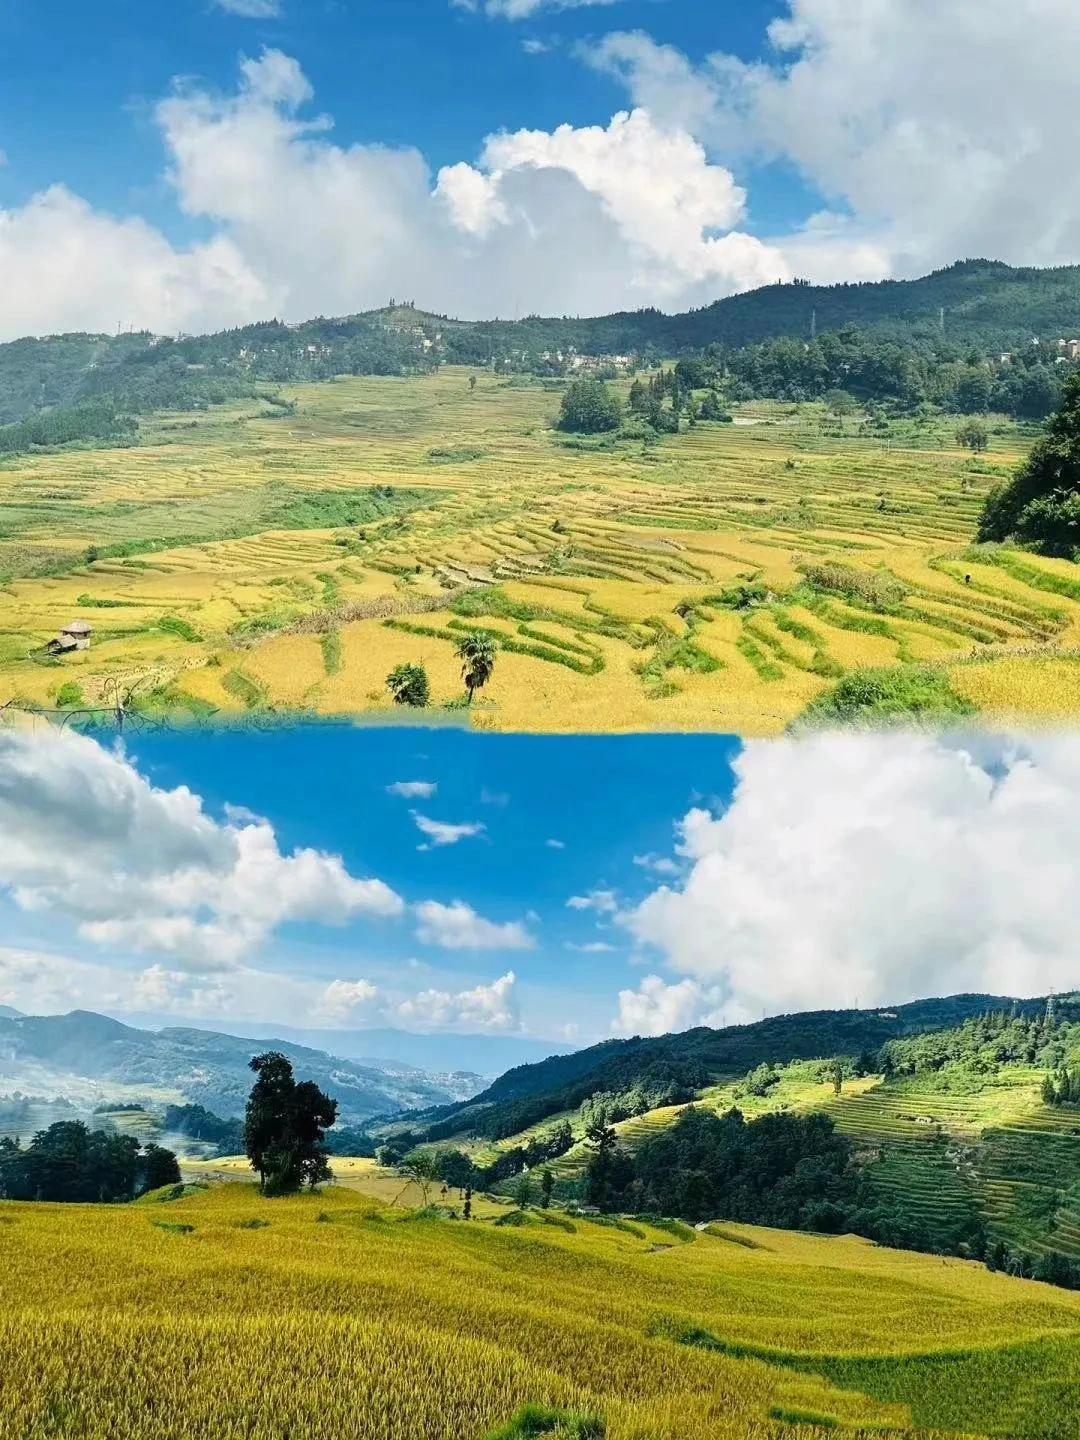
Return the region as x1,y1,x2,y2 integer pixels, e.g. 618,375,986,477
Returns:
312,978,383,1026
583,0,1080,278
613,974,718,1038
0,728,403,972
437,108,787,299
397,970,520,1031
414,900,536,951
623,733,1080,1025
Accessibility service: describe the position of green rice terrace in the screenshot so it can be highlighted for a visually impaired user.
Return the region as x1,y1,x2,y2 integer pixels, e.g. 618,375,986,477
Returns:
3,367,1080,733
396,1003,1080,1270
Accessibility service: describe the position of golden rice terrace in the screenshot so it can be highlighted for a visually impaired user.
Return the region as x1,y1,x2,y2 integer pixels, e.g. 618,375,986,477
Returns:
2,1179,1080,1439
2,368,1078,733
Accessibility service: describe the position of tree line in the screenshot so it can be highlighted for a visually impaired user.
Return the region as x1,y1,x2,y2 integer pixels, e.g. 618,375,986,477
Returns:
0,1122,180,1202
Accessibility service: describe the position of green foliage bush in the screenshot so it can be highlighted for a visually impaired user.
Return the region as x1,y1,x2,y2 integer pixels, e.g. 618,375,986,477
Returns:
483,1405,604,1440
799,562,908,612
386,661,430,707
793,665,976,730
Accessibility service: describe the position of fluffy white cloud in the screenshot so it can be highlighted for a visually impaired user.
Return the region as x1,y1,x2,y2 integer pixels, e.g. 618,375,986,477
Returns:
0,946,297,1023
0,48,794,339
397,970,520,1032
214,0,281,15
584,0,1080,277
412,813,486,848
437,108,787,300
0,728,403,972
624,734,1080,1025
613,974,718,1038
313,977,383,1026
387,781,437,799
0,185,267,340
5,3,1073,339
414,900,535,951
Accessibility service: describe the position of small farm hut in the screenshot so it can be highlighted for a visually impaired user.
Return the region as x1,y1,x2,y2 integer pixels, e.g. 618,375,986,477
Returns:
47,619,93,655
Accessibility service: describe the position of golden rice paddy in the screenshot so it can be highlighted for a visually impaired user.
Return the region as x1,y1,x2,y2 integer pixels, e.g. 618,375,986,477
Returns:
1,369,1077,733
2,1177,1079,1439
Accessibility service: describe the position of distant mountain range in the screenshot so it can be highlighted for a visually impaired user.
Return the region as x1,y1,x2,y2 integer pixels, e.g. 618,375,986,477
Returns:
197,1021,560,1076
0,1009,484,1123
4,258,1080,428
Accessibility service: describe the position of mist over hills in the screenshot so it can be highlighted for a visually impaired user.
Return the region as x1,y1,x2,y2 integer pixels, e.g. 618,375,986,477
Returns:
199,1021,559,1076
0,1009,483,1123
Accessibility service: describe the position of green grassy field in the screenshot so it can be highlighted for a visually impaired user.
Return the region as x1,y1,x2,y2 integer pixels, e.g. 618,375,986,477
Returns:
3,368,1080,732
2,1177,1079,1439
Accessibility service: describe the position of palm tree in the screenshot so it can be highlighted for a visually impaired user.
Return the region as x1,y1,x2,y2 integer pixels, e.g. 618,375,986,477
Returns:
455,631,497,704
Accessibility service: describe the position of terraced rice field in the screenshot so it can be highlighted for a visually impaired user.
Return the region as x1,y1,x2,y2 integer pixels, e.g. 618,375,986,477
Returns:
468,1068,1080,1265
3,1178,1080,1438
2,369,1079,732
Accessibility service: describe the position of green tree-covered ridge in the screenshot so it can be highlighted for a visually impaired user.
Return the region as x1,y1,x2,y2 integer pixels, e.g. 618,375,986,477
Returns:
3,259,1080,452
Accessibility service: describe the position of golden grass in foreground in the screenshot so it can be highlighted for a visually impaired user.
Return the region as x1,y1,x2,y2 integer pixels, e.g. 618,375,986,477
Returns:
2,1180,1079,1439
3,370,1079,732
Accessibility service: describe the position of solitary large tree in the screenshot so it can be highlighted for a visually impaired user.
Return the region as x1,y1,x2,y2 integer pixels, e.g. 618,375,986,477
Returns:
978,373,1080,556
244,1052,338,1196
455,631,497,704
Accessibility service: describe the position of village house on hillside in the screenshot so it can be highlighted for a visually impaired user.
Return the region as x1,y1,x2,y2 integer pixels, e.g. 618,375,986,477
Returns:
46,619,93,655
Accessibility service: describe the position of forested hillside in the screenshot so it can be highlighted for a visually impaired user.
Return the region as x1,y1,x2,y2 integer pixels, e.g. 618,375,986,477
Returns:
3,259,1080,439
388,994,1080,1286
410,993,1045,1142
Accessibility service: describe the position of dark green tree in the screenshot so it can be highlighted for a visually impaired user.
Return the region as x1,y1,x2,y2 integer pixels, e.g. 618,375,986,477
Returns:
139,1143,182,1193
243,1052,338,1196
511,1171,535,1210
978,373,1080,556
556,377,622,434
435,1147,475,1191
455,631,497,704
540,1168,554,1209
386,662,430,707
0,1124,177,1203
583,1119,619,1211
956,418,989,452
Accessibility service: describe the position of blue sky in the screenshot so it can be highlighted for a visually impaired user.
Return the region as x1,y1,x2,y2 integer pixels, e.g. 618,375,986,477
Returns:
0,1,793,218
0,0,791,226
0,0,1069,341
2,723,1080,1070
0,723,740,1052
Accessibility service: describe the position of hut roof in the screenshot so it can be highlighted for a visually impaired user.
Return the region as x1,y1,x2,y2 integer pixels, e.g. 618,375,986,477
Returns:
62,619,93,635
